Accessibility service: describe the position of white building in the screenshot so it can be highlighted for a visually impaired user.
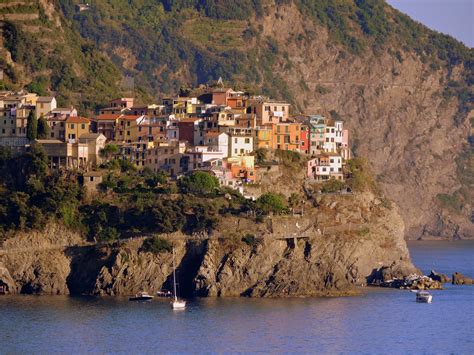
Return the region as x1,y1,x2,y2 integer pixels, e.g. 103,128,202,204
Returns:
323,119,344,153
228,133,253,157
204,131,229,157
307,153,343,181
36,97,57,118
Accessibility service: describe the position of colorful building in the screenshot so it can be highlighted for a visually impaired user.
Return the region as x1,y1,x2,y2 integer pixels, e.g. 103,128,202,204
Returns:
272,122,301,151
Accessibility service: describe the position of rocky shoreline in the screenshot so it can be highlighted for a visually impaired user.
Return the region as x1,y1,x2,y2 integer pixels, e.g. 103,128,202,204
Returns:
1,192,470,298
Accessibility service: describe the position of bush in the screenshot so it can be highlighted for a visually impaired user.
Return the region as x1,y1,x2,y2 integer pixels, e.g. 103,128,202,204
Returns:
179,171,219,196
321,179,345,193
142,236,172,254
97,227,119,242
256,192,287,215
346,158,376,192
241,233,261,247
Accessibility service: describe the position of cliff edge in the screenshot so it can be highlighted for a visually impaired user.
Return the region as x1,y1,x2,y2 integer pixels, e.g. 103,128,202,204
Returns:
0,191,418,297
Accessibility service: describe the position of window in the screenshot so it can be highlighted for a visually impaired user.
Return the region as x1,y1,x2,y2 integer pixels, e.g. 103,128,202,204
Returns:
50,132,54,138
70,124,75,129
81,124,85,129
127,131,130,136
265,106,270,112
245,138,250,144
330,159,334,163
89,177,94,182
234,138,238,143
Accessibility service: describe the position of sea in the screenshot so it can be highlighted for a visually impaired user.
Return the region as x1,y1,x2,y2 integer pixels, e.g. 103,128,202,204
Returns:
1,241,473,354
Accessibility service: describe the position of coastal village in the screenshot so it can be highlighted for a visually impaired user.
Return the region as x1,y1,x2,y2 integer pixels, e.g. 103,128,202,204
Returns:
0,80,352,192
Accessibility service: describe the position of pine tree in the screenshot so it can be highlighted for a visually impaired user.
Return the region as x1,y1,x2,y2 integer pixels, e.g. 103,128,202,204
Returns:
26,110,38,141
37,114,49,139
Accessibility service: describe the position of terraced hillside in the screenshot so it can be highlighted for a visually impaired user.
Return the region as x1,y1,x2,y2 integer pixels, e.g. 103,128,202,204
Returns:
0,0,122,110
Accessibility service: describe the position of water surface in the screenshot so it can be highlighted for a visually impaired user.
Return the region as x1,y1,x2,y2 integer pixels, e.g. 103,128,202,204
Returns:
1,241,473,353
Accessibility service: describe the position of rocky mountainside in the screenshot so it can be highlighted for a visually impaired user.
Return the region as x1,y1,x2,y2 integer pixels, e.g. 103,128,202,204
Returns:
1,0,472,239
0,191,418,296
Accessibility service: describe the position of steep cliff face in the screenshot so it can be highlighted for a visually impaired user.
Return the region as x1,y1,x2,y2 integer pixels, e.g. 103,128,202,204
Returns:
252,3,473,239
0,192,418,297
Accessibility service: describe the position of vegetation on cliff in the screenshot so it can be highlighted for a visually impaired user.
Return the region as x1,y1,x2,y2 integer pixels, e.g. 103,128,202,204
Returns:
0,146,380,242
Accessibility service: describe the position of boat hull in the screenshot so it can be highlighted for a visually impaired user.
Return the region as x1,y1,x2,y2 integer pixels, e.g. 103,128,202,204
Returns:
129,296,154,301
172,301,186,310
416,295,433,303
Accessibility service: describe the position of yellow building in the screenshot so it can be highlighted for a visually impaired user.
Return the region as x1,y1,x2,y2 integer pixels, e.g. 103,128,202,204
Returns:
255,125,273,150
65,117,90,143
115,115,145,143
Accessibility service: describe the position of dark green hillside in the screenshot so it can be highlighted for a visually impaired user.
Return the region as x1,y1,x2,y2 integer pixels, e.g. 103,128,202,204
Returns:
0,0,122,111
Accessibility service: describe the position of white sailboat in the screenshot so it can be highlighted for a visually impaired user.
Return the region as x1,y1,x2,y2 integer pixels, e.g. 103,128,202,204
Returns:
171,247,186,310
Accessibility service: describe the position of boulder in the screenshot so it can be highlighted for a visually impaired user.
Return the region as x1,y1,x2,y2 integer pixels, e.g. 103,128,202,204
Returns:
429,270,451,283
452,272,474,285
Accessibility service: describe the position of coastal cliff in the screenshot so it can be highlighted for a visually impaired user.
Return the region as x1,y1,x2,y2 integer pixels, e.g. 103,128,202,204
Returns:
0,191,418,297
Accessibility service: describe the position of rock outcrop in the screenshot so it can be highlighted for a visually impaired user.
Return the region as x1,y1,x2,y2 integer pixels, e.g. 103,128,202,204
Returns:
0,192,421,297
452,272,474,285
429,270,451,283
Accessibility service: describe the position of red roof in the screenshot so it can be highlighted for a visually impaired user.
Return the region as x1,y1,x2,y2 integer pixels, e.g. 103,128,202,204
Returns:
120,115,143,121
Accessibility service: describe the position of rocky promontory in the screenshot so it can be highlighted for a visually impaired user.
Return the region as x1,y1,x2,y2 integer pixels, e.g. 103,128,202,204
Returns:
0,191,420,297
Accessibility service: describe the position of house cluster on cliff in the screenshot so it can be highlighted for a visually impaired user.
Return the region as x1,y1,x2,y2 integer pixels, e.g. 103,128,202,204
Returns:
0,83,352,187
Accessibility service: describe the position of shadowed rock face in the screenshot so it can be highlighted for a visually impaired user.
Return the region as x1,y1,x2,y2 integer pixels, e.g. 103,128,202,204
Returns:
0,193,419,297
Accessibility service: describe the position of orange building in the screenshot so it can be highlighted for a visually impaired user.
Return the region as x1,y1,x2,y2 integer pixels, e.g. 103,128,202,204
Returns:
272,122,301,151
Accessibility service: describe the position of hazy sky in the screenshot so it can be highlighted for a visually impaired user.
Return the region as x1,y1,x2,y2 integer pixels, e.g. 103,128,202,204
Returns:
387,0,473,47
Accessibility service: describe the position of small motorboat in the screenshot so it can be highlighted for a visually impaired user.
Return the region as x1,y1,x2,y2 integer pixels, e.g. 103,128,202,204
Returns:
129,291,154,301
156,290,172,297
416,291,433,303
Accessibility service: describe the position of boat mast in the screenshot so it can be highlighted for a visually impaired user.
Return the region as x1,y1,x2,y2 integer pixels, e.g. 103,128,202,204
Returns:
172,246,178,301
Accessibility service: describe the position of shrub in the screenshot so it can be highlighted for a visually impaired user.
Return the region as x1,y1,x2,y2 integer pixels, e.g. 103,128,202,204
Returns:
142,236,172,254
321,179,345,193
241,233,261,247
346,158,376,192
179,171,219,196
97,226,119,242
256,192,287,215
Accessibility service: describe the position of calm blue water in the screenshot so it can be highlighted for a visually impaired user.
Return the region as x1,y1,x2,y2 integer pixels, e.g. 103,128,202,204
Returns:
1,241,473,354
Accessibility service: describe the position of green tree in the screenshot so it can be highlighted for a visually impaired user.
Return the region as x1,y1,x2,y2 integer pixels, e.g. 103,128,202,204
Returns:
37,115,49,139
26,110,37,141
256,192,287,215
179,171,219,196
99,143,119,162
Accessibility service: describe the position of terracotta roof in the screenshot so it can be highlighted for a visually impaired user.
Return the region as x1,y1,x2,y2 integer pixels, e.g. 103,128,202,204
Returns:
120,115,144,121
66,116,90,124
37,96,55,103
95,114,121,121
